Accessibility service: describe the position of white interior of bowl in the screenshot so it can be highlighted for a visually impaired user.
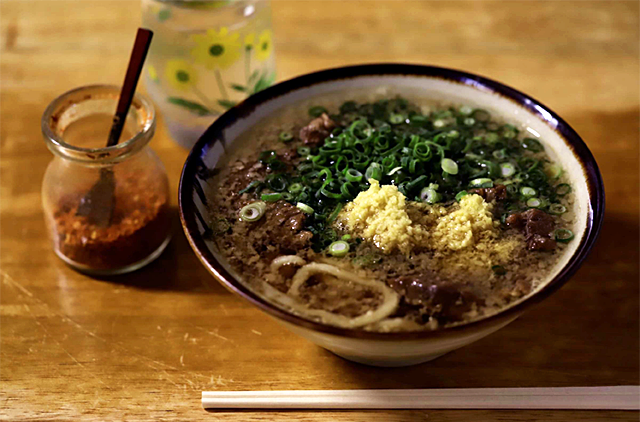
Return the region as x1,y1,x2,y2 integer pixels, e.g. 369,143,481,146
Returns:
191,74,590,326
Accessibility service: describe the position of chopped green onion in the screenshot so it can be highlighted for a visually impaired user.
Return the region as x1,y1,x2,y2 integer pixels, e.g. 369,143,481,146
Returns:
501,125,517,139
520,186,537,197
492,265,507,276
413,142,432,161
345,168,363,182
308,105,328,118
387,166,403,176
266,173,288,192
554,228,574,243
482,160,501,179
239,180,262,195
341,234,352,241
546,163,563,179
328,240,350,257
548,204,567,215
493,149,507,160
420,185,442,204
327,203,344,224
409,115,429,126
261,192,282,202
484,133,499,143
297,146,311,156
239,202,266,222
240,99,573,254
267,159,285,171
555,183,572,196
500,162,516,177
288,183,303,193
521,137,544,152
296,202,314,214
279,131,293,142
526,197,542,208
320,187,342,200
472,109,491,122
340,182,358,199
259,150,277,164
365,163,383,181
389,114,405,125
455,190,469,201
469,178,493,188
441,158,459,175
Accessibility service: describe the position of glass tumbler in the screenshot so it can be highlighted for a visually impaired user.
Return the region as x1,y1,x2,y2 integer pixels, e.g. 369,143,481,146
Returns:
41,85,172,275
142,0,276,148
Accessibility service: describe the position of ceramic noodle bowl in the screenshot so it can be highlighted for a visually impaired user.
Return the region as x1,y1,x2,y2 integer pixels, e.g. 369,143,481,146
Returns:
179,64,604,367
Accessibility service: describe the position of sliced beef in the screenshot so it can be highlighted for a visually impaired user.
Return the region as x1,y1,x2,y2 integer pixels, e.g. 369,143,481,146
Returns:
388,276,482,323
468,184,507,202
527,234,557,251
299,113,336,146
278,148,298,165
505,208,557,251
505,212,526,230
255,201,313,251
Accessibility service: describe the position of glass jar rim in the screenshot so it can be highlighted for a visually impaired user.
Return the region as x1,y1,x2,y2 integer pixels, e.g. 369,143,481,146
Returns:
41,84,156,165
153,0,243,7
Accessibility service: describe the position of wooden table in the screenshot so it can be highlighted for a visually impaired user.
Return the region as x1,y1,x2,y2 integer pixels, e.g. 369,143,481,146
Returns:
1,1,638,420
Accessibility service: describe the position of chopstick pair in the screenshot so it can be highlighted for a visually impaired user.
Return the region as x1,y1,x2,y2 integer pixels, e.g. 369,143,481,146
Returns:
202,386,639,410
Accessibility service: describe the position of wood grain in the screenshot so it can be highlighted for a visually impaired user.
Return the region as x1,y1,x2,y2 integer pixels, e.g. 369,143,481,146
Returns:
1,1,638,420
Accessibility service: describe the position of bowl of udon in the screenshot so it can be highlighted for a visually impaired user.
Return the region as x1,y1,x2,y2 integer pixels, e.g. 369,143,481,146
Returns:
179,64,604,367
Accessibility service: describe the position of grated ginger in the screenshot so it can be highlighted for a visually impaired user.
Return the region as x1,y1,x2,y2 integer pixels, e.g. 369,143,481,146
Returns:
338,180,506,255
338,180,424,253
431,194,497,250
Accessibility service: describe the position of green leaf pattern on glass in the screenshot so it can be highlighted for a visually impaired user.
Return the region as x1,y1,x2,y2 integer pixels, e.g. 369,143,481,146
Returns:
167,97,213,116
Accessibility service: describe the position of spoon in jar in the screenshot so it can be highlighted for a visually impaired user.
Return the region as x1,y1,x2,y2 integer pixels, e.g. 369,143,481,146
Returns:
76,28,153,227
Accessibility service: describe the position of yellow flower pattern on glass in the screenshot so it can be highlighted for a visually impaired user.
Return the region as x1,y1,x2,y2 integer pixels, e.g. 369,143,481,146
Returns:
148,65,159,83
165,59,197,91
191,27,241,70
255,30,273,62
244,33,255,51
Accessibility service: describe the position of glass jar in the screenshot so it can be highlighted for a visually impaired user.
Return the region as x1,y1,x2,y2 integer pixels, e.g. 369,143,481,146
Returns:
142,0,276,148
41,85,171,275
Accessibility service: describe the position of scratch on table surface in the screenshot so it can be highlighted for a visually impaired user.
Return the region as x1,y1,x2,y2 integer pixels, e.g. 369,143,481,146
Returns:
183,332,189,341
2,268,217,389
1,270,34,297
158,370,182,389
219,304,229,316
180,354,185,367
195,326,230,343
251,329,263,336
19,305,107,386
210,375,234,387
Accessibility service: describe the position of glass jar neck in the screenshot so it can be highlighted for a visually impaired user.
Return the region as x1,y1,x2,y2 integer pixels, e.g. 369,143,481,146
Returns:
42,85,156,167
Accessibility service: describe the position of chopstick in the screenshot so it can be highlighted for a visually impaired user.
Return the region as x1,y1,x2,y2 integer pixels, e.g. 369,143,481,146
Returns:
202,386,639,410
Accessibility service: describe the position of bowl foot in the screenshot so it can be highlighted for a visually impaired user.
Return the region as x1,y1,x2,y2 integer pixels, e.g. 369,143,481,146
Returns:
329,350,448,367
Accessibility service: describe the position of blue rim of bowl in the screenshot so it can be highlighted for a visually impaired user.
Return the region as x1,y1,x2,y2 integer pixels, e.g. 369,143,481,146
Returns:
179,63,605,340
